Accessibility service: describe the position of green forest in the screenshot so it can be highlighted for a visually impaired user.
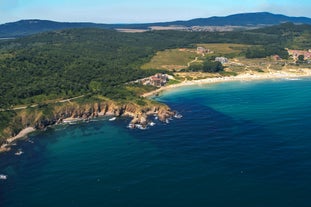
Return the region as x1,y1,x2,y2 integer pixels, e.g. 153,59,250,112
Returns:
1,23,311,109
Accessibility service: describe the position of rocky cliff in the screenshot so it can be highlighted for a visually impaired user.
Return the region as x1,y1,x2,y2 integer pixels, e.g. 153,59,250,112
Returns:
1,99,175,141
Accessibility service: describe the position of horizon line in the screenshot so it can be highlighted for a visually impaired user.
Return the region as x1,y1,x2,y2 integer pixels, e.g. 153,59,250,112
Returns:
1,11,310,25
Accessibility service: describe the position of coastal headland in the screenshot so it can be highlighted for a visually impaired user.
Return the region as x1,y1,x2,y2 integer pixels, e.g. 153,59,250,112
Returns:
0,99,174,152
2,67,311,153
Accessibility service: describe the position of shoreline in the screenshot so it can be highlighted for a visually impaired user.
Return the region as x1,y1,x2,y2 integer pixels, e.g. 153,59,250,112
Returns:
2,70,311,153
0,127,36,153
142,70,311,98
0,105,173,153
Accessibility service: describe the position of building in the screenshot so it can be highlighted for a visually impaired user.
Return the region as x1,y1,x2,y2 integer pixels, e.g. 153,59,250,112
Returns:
150,77,162,87
287,49,311,60
197,47,211,54
215,57,228,64
149,74,168,87
137,73,168,87
272,55,282,61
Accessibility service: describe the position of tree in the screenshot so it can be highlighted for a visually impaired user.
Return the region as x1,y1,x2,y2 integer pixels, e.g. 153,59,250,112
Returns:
188,64,203,72
298,55,305,62
88,81,102,93
202,60,224,73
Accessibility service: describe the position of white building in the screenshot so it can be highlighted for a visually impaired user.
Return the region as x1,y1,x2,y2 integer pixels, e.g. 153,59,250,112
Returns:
215,57,228,64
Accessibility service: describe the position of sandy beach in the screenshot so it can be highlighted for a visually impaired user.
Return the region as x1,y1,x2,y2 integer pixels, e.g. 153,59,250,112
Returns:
142,69,311,98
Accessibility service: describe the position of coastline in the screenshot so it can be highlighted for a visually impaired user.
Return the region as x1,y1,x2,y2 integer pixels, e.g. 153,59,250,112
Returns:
0,101,174,153
142,70,311,98
0,127,36,153
2,69,311,153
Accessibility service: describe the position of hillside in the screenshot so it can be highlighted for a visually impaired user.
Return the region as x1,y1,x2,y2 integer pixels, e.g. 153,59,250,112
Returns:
1,12,311,38
0,28,195,108
167,12,311,27
0,20,110,38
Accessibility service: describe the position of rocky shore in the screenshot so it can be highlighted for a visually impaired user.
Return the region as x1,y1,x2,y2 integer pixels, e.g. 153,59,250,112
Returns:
0,100,175,152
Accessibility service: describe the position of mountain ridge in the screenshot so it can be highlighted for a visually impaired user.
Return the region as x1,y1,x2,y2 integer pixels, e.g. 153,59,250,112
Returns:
1,12,311,37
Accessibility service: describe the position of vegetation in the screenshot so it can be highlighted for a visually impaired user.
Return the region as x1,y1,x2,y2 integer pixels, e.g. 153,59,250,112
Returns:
1,22,311,139
188,60,224,73
141,44,250,71
197,43,250,56
0,29,198,108
167,79,182,85
2,23,311,107
141,49,196,70
245,45,289,59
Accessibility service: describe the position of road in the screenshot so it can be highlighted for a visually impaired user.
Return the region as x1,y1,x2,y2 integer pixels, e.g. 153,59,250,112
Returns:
0,95,85,112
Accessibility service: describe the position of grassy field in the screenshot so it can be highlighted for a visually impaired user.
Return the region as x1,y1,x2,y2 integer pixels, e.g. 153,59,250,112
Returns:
140,43,301,75
197,43,250,56
141,49,197,70
141,44,251,71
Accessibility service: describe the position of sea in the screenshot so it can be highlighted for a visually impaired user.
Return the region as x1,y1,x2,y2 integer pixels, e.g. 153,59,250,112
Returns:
1,78,311,207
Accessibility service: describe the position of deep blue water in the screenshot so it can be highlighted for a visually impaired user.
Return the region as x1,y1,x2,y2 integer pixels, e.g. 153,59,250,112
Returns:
1,78,311,207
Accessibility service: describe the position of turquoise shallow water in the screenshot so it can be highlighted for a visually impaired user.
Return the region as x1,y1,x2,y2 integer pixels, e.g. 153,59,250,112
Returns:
1,78,311,207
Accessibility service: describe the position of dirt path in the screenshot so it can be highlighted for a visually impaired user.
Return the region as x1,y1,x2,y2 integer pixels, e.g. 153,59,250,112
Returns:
0,95,86,112
187,57,199,67
267,64,271,73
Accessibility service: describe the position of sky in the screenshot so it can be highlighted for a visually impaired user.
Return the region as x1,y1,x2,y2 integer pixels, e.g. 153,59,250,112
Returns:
1,0,311,24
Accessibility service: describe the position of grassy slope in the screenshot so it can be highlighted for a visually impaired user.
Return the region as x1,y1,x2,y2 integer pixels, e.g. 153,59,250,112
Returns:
197,43,250,55
141,43,250,71
141,49,196,70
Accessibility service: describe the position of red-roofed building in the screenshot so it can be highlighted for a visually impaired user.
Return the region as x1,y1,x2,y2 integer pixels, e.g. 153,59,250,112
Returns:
139,73,168,87
272,55,281,61
288,49,311,60
150,77,161,87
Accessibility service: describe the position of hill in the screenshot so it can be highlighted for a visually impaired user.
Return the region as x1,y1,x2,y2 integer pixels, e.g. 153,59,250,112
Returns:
164,12,311,27
1,12,311,38
0,19,114,38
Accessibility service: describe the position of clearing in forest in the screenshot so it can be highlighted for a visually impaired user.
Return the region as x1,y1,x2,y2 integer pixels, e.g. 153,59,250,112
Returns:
141,44,250,71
